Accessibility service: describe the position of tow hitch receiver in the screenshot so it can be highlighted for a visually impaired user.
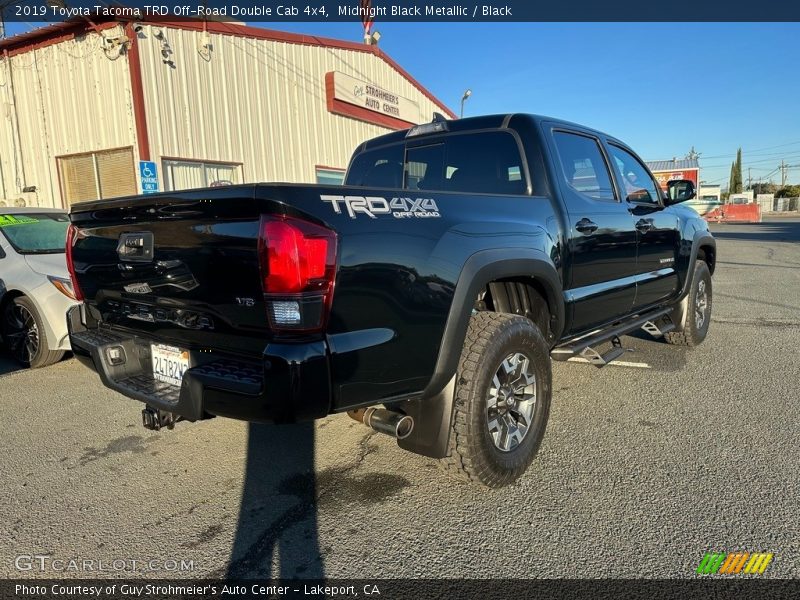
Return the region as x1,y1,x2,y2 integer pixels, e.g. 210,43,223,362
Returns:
142,406,179,431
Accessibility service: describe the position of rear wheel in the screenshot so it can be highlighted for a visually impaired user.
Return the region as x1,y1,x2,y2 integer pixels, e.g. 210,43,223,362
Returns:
2,296,64,368
665,260,712,347
442,312,551,488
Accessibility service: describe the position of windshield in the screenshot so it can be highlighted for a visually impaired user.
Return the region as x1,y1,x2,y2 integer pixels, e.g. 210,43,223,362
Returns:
0,213,69,254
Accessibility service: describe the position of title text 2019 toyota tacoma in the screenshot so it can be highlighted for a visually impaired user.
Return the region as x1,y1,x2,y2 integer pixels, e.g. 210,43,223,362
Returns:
67,114,716,487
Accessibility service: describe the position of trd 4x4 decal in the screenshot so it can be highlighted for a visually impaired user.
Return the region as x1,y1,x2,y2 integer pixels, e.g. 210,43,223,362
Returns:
321,195,440,219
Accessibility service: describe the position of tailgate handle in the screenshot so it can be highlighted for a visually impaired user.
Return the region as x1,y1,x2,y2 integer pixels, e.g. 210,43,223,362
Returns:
117,232,155,263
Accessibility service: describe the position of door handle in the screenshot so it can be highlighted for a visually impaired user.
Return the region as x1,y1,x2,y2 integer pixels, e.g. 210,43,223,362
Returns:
636,218,654,232
575,218,598,234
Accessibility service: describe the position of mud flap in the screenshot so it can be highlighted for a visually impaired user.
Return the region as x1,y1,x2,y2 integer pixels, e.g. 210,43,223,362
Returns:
396,376,456,459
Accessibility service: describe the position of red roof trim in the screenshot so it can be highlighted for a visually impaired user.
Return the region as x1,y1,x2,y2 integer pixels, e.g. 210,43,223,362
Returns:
0,17,456,118
0,19,118,58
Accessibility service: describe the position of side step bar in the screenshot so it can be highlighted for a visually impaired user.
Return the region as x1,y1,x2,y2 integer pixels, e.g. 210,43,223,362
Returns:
575,336,627,367
641,319,676,338
551,307,673,367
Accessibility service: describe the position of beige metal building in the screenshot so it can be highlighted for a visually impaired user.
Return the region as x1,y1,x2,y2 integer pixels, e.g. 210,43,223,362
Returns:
0,17,455,209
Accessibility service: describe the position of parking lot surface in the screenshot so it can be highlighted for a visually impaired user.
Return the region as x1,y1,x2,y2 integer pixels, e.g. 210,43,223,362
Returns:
1,217,799,579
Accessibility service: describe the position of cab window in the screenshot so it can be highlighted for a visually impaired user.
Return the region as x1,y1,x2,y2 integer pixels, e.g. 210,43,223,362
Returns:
440,132,526,195
552,131,616,201
345,143,404,188
405,144,445,191
607,144,662,205
348,131,527,195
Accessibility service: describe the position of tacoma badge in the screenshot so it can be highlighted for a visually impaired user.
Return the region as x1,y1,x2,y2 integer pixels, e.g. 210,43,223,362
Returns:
123,282,152,294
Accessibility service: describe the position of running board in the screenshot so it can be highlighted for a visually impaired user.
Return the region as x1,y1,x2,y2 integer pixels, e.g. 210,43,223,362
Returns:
576,336,627,367
551,307,672,365
641,318,676,338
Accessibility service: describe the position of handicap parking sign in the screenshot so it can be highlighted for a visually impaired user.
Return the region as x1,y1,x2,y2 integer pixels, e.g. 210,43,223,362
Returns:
139,161,159,194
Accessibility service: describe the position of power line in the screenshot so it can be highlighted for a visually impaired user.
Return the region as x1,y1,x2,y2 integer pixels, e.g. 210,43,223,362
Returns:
700,140,800,159
701,151,800,169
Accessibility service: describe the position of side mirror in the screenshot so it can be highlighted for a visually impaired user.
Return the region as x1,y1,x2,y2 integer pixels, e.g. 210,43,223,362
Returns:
666,179,696,205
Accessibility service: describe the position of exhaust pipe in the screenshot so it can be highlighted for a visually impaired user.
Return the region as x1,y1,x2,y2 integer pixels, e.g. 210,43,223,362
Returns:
348,407,414,440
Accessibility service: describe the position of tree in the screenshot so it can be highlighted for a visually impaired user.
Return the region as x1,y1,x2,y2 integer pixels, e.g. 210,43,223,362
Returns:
776,185,800,198
728,163,736,197
751,182,778,196
732,148,743,194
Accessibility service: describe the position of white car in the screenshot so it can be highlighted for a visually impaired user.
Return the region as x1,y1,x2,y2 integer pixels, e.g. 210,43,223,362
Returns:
0,208,78,368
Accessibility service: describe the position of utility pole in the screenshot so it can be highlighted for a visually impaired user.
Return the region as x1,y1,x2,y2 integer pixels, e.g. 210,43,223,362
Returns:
780,160,787,187
686,146,701,161
747,167,751,190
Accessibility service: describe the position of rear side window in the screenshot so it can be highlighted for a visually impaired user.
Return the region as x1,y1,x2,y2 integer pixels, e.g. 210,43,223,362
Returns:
439,132,526,195
346,144,404,188
552,131,616,201
347,131,527,195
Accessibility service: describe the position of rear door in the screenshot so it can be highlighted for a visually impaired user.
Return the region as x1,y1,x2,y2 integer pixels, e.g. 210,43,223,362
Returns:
604,143,681,310
548,128,639,334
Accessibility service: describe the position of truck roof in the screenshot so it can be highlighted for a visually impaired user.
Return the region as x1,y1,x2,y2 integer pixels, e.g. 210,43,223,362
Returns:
357,113,622,151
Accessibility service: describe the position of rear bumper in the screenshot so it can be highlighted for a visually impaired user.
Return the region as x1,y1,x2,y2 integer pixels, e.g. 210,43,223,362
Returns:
67,305,331,423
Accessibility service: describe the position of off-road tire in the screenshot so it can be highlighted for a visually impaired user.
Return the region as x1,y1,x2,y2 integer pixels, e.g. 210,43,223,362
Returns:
665,260,712,347
441,312,552,488
2,296,64,369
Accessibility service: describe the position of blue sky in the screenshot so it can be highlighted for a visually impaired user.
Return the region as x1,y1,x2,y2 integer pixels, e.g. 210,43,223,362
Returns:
265,22,800,187
5,21,800,186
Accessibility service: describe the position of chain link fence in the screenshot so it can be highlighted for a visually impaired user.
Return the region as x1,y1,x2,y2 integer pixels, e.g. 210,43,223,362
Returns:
758,196,799,213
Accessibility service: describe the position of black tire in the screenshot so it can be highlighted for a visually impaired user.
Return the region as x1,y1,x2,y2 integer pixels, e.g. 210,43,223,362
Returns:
442,312,552,488
2,296,64,369
665,260,712,347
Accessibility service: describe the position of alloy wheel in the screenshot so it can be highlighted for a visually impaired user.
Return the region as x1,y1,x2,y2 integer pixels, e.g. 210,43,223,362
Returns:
695,279,709,330
486,352,537,452
4,303,39,364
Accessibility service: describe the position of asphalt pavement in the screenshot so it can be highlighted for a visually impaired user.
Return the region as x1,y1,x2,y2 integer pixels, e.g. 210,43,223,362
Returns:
1,217,798,579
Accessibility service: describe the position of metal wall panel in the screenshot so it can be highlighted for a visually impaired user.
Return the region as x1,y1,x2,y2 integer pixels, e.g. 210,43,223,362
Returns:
137,25,448,184
0,26,136,208
0,23,451,207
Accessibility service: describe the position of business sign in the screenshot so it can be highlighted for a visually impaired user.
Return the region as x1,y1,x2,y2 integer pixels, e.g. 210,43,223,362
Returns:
652,169,698,190
139,161,159,194
327,71,422,126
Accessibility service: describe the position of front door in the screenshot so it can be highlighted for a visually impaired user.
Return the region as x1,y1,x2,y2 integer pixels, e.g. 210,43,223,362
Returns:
549,128,639,334
605,143,681,310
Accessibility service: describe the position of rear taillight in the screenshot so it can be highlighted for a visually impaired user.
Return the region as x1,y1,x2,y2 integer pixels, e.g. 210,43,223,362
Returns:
65,224,84,301
257,215,337,332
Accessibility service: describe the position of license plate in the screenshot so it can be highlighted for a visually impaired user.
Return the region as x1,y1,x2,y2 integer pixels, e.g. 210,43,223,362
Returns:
151,344,190,387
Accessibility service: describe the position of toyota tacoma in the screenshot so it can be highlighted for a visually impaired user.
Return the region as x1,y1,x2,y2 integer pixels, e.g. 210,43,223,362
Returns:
66,114,716,487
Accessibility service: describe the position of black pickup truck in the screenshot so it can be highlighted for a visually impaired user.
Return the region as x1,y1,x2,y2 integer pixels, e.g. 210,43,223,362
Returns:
67,114,715,487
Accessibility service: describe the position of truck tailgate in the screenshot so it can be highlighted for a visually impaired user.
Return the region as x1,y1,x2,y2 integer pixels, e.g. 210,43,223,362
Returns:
68,186,270,357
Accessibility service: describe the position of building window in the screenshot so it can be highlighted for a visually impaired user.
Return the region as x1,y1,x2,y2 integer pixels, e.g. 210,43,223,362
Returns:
315,167,345,185
58,147,136,206
163,159,242,191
